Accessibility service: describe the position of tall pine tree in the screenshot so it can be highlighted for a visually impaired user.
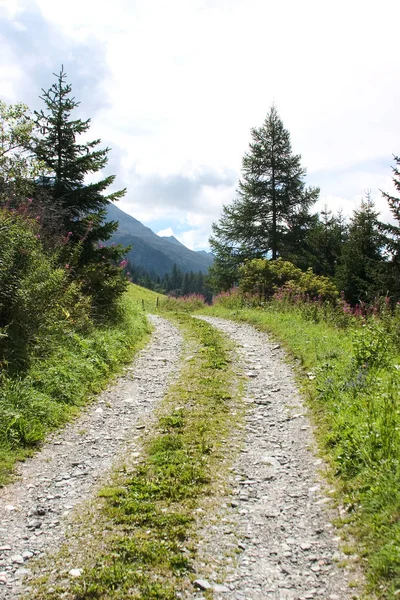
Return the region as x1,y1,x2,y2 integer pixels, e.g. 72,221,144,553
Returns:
210,105,319,289
381,155,400,300
29,67,128,311
31,68,125,248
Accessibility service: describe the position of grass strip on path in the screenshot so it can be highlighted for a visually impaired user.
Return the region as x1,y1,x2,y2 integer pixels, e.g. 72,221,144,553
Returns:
28,313,241,600
204,304,400,600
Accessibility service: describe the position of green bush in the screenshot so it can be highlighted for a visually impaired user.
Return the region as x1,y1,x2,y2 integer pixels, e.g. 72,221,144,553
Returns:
238,258,338,304
352,319,393,369
80,259,129,320
239,258,302,300
0,209,91,371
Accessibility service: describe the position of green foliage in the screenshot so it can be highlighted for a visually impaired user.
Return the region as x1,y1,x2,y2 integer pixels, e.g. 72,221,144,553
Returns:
0,208,91,371
352,319,393,369
136,262,213,302
381,156,400,302
296,268,339,303
159,294,206,313
238,258,339,304
30,67,128,312
238,258,276,299
335,193,384,304
0,100,44,201
212,287,244,310
306,206,347,277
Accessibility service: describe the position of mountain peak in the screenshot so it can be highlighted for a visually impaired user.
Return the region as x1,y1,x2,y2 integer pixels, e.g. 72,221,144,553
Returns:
105,203,214,277
162,235,186,248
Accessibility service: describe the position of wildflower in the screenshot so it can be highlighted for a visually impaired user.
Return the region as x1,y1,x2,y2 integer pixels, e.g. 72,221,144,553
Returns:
67,231,72,237
36,215,40,220
65,264,70,269
36,234,41,239
27,198,33,203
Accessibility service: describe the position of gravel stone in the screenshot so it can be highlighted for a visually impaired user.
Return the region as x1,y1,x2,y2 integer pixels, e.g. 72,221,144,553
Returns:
194,579,212,590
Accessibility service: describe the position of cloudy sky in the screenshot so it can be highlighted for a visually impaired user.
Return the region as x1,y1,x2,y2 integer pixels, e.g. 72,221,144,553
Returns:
1,0,400,250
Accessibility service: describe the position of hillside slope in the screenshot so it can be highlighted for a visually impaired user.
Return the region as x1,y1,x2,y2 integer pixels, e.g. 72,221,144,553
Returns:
105,203,213,277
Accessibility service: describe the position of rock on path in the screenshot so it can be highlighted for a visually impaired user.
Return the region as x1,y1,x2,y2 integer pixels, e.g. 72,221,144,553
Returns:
190,316,361,600
0,315,183,599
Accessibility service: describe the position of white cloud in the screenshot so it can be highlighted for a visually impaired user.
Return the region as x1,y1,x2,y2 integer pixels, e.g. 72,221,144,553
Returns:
2,0,400,250
156,226,174,238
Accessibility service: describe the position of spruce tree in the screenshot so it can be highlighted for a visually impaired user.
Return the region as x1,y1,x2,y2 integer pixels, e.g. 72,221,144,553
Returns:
306,206,347,276
381,155,400,299
29,67,128,311
31,67,125,249
210,105,319,289
335,193,384,304
182,272,190,295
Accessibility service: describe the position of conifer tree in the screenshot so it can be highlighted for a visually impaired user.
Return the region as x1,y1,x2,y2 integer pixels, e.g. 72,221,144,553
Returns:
182,272,190,295
29,67,128,311
335,193,384,304
210,105,319,289
306,206,347,276
381,155,400,299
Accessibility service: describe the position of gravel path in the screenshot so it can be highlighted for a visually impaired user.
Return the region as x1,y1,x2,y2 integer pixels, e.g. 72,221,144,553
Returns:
190,316,361,600
0,314,363,600
0,315,183,599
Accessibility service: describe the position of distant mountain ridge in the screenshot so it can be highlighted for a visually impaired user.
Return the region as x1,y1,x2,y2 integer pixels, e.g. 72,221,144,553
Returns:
105,203,214,277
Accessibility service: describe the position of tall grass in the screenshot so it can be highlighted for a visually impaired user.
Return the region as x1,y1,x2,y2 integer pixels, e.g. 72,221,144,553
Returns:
159,293,207,313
